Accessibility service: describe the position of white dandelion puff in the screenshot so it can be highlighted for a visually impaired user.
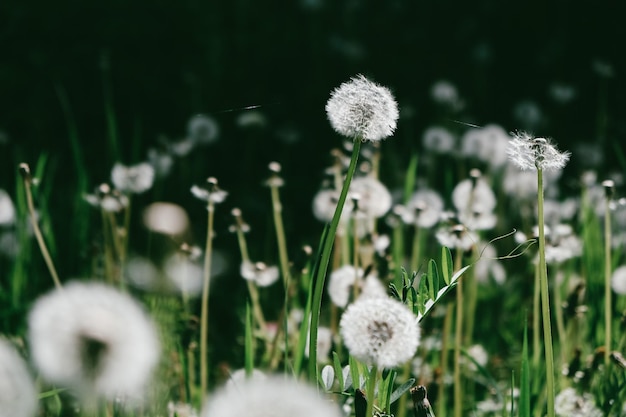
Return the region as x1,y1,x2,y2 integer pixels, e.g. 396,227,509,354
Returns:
201,375,342,417
187,114,219,145
350,176,392,218
28,281,160,404
312,189,354,224
452,177,497,214
0,338,37,417
340,297,420,369
326,75,399,142
111,162,155,194
0,189,16,226
554,387,602,417
422,126,456,154
435,224,477,251
191,178,228,204
611,266,626,295
506,132,571,171
397,189,444,229
240,261,280,287
142,202,190,236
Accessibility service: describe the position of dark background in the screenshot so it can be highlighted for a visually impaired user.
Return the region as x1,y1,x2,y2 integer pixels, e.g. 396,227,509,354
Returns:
1,0,625,278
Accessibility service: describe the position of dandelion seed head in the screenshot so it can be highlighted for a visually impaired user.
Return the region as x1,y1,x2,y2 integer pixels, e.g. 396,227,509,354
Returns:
28,281,160,404
240,260,280,287
312,189,354,225
506,132,570,171
350,176,392,218
0,338,37,417
422,126,456,154
201,375,342,417
111,162,155,194
611,266,626,295
452,177,497,214
326,75,399,142
187,114,219,145
340,297,420,369
0,189,16,226
398,189,444,229
142,202,189,236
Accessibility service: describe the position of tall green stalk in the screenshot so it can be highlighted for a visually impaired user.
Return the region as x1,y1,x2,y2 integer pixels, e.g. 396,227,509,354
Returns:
308,138,362,383
200,199,215,397
453,248,464,417
537,168,556,417
604,182,613,366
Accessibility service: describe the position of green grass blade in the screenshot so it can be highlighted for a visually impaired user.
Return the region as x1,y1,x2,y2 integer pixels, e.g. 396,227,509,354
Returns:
427,259,439,300
441,246,453,286
403,153,418,204
245,302,254,377
520,319,531,417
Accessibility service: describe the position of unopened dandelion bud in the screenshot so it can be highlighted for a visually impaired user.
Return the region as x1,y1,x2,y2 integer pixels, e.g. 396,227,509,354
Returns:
469,168,482,186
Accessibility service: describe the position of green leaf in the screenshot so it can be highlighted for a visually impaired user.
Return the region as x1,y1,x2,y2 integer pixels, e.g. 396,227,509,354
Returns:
427,259,439,300
350,355,362,391
418,265,471,323
378,369,397,412
441,246,453,286
333,352,344,392
389,283,401,301
390,378,416,405
293,263,314,376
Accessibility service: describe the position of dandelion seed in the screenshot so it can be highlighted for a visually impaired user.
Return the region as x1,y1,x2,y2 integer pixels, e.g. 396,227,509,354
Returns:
111,162,155,194
0,189,16,226
0,338,37,417
340,297,420,369
201,375,342,417
28,281,160,404
506,132,570,171
326,75,399,142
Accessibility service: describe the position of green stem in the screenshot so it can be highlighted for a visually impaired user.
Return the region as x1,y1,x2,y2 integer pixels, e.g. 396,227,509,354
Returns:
537,168,556,417
22,175,62,289
308,138,362,383
438,304,453,417
453,249,464,417
605,195,612,366
200,200,215,397
410,226,422,274
532,261,541,374
270,185,292,289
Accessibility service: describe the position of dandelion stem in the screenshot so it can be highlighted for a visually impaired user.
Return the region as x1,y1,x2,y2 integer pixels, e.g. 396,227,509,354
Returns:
20,164,62,289
537,168,556,417
453,248,464,417
604,192,612,366
270,184,292,289
200,200,215,397
308,138,362,384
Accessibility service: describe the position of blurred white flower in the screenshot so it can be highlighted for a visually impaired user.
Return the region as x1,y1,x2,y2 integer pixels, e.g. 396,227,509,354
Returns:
142,202,189,236
168,402,198,417
435,224,477,251
0,338,37,417
305,326,333,363
187,114,219,145
340,297,420,368
422,126,456,154
465,344,488,371
240,261,280,287
452,177,496,214
326,74,399,142
201,375,342,417
0,231,19,258
513,100,543,130
549,83,576,104
554,387,602,417
0,189,16,226
474,244,506,285
460,124,510,169
236,111,267,129
350,176,392,218
190,180,228,204
111,162,155,194
312,189,354,225
124,256,161,291
147,147,174,178
84,185,129,213
507,132,570,171
431,80,463,110
224,368,267,391
328,265,363,308
398,189,444,229
165,253,225,296
28,281,160,404
543,224,582,264
611,266,626,295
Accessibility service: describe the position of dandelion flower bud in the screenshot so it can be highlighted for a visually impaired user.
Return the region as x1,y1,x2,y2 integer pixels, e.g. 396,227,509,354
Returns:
506,131,571,171
0,338,37,417
326,75,399,142
340,297,420,369
201,375,342,417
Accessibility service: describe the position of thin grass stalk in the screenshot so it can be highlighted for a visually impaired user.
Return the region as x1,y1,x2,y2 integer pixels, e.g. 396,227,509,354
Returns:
438,303,453,417
270,184,292,289
19,164,62,289
604,193,612,366
365,364,379,417
200,199,215,396
453,248,464,417
554,266,566,365
308,138,362,384
537,168,556,417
